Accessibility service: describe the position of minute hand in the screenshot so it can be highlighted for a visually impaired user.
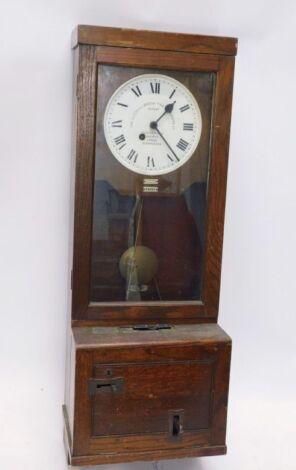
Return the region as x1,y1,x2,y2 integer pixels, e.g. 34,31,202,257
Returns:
154,127,179,161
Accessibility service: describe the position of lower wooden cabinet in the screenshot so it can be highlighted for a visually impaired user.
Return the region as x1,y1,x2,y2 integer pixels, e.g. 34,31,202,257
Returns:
63,324,231,466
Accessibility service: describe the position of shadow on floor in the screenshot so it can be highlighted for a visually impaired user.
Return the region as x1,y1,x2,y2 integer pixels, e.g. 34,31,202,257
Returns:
78,457,205,470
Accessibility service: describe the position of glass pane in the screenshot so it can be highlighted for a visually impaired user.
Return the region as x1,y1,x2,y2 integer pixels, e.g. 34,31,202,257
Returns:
90,65,215,302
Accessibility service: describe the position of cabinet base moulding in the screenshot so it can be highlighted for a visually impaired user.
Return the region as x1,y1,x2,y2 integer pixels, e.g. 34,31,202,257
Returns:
63,407,227,466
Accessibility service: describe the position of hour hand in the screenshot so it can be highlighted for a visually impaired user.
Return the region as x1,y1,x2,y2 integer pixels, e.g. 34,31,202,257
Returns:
163,101,176,115
151,101,176,127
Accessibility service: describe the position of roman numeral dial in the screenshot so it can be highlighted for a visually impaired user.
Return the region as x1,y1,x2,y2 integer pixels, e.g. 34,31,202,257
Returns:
176,138,189,151
104,73,202,175
127,149,138,163
180,104,190,113
150,82,160,94
131,86,142,97
112,120,123,128
114,134,126,150
147,156,155,168
114,134,125,145
183,123,193,131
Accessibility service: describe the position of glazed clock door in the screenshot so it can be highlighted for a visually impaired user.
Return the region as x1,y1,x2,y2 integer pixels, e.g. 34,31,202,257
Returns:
91,65,214,303
72,45,235,323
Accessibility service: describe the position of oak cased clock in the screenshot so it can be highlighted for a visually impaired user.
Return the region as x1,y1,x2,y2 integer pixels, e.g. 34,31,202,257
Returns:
63,25,237,466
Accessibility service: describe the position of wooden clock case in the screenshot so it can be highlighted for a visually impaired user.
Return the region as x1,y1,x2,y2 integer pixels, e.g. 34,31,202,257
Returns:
63,25,237,466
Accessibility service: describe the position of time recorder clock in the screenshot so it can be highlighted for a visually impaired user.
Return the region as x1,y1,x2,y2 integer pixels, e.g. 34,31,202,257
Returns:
63,25,237,466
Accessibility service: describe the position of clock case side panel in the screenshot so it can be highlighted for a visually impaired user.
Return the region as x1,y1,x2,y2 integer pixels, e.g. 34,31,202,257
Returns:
70,42,236,326
201,55,235,317
71,44,97,320
63,47,81,461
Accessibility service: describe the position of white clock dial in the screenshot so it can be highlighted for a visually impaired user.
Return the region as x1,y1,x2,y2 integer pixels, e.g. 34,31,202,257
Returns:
103,74,202,176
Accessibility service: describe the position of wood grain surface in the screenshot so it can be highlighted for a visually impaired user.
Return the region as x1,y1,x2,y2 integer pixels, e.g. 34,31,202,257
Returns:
63,324,231,464
72,25,237,56
65,25,236,466
71,41,236,323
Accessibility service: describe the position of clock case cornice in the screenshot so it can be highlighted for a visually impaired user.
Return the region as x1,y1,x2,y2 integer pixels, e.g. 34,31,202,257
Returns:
70,25,237,326
72,25,237,57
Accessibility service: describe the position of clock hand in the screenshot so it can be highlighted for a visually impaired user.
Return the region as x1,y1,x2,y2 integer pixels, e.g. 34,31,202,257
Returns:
152,124,179,161
150,101,176,127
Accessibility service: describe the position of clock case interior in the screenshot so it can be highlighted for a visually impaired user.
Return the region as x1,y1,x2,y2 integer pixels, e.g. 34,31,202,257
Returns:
63,25,237,467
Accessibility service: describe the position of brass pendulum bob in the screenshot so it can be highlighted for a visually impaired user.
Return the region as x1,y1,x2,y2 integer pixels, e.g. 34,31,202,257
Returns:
119,193,158,300
119,245,158,301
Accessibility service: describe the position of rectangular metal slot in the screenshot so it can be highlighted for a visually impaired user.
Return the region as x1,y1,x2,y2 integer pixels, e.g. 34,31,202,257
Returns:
89,377,124,395
132,324,172,331
173,415,180,437
169,410,184,441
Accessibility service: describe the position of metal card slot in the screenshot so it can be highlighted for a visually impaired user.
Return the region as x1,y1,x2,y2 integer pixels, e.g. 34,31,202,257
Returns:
169,409,184,441
132,324,172,331
89,377,124,395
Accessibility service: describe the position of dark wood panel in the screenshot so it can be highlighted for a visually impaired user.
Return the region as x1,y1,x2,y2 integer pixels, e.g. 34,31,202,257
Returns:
95,45,220,71
202,56,235,316
88,430,212,455
71,45,97,319
91,361,213,437
211,343,232,444
72,349,93,456
92,346,217,366
72,25,237,56
85,303,208,324
67,329,231,458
